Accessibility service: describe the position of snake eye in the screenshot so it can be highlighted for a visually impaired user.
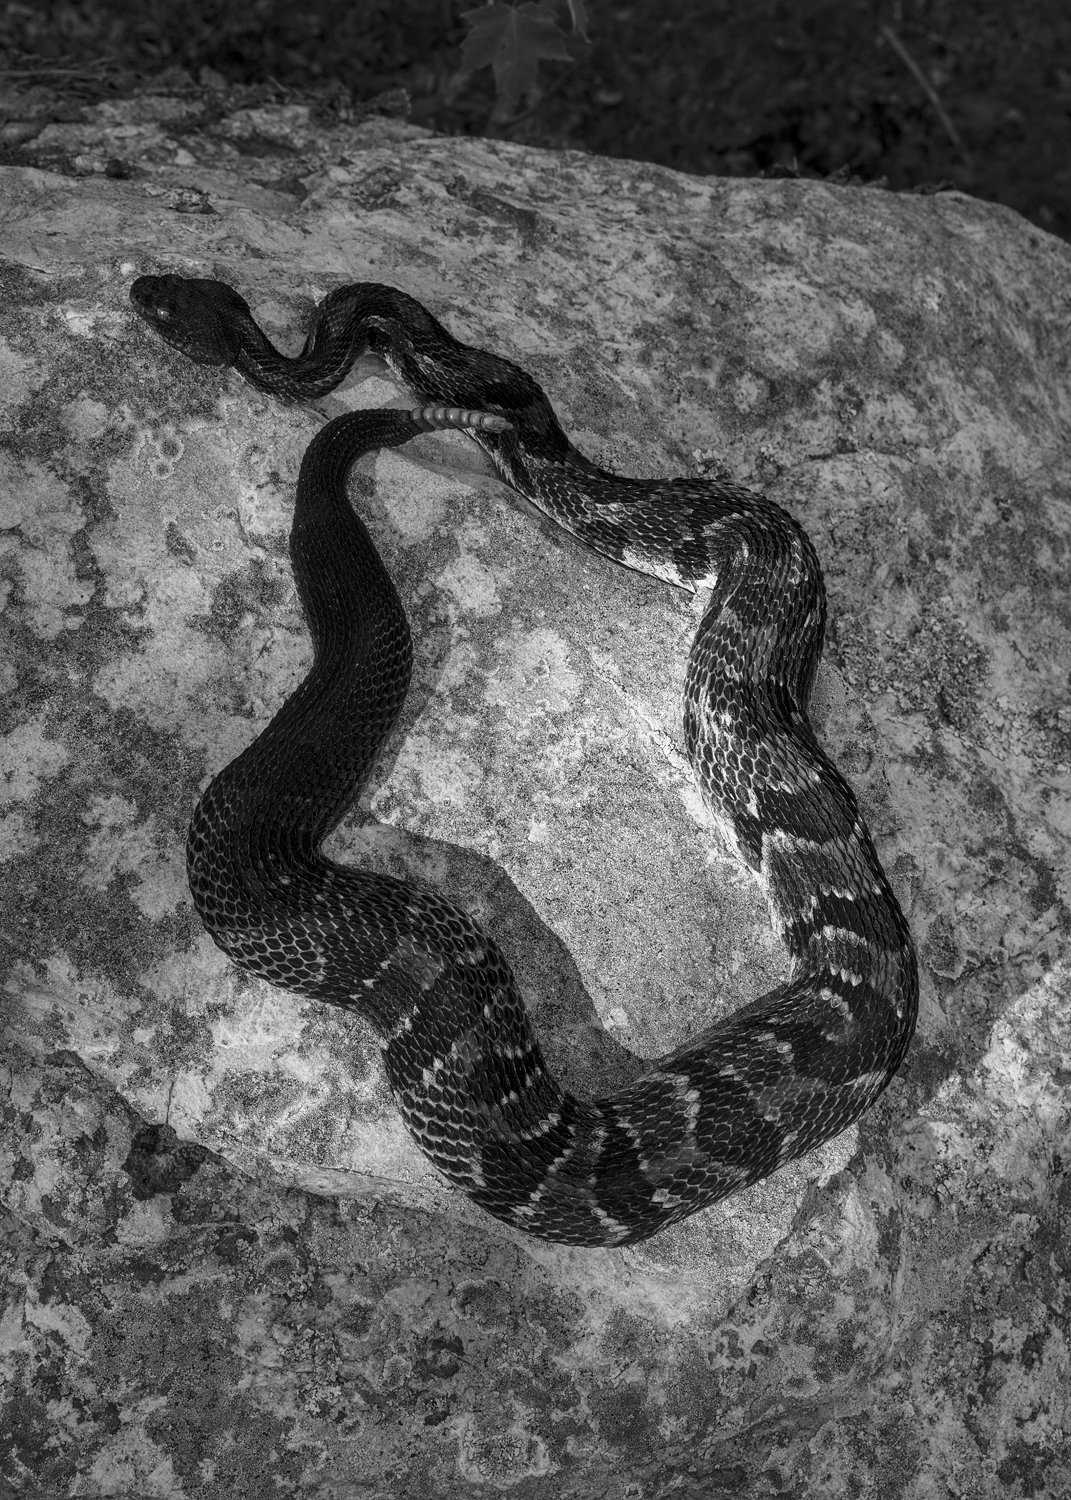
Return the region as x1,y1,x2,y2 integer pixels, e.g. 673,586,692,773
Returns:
153,304,172,322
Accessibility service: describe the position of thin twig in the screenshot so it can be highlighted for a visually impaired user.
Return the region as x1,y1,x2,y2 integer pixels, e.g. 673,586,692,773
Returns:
0,59,117,79
880,23,971,166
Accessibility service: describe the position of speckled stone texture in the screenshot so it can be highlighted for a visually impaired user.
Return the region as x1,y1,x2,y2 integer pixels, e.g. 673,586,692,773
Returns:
1,85,1069,1500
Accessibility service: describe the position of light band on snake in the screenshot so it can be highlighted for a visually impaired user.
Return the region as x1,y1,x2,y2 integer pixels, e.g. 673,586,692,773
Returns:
129,273,919,1247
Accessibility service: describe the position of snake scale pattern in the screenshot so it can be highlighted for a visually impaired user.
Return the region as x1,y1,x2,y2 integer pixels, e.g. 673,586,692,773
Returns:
130,274,918,1247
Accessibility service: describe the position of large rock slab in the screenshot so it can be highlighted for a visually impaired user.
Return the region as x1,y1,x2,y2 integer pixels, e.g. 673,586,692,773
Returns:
1,87,1068,1498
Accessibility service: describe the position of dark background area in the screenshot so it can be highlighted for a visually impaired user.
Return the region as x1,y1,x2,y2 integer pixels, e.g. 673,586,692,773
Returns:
3,0,1070,241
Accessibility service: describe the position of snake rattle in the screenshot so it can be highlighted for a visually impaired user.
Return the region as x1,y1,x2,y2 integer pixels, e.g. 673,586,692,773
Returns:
130,274,918,1246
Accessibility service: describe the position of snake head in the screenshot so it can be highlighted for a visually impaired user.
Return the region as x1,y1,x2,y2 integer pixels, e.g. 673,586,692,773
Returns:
129,274,250,368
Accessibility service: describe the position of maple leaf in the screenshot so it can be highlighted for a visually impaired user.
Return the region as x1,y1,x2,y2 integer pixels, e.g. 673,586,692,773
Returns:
460,2,577,119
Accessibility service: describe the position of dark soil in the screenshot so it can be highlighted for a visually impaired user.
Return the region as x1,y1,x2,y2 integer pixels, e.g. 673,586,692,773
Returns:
3,0,1070,240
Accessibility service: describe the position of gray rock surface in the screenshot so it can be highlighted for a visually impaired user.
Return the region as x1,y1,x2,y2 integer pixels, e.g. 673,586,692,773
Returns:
1,85,1069,1499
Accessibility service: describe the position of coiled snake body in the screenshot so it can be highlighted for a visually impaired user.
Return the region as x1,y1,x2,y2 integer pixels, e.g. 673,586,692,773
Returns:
130,274,918,1247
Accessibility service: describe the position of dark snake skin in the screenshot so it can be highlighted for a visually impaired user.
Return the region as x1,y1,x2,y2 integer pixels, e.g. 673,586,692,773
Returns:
129,274,919,1246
